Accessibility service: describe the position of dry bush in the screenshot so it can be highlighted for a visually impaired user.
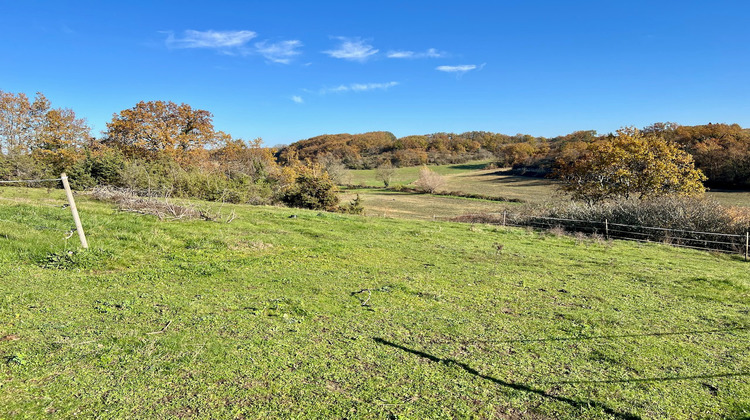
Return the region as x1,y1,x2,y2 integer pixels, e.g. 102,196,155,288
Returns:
573,231,588,244
414,167,445,193
450,213,504,224
548,226,566,237
543,196,745,235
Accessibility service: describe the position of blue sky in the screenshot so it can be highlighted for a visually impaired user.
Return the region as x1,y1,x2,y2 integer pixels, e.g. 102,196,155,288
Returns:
2,0,749,146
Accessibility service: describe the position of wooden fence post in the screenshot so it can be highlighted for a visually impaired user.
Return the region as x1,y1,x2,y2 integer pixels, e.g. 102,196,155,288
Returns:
745,232,748,261
503,211,507,226
605,219,609,240
61,173,88,249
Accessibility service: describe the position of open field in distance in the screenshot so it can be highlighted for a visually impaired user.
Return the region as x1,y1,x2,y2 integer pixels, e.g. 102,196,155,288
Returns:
346,161,750,211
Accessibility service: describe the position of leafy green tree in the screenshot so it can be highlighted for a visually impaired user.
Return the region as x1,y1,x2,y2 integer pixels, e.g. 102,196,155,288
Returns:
555,128,706,203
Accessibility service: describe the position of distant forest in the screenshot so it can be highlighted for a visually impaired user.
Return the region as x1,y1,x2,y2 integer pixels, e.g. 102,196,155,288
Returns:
278,123,750,188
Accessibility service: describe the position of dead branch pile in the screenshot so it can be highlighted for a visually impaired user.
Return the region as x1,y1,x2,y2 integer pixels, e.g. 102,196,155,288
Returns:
89,186,205,221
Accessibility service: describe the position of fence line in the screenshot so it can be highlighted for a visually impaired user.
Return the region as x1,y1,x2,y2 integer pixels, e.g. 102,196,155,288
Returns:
447,212,748,258
0,174,87,248
0,177,63,184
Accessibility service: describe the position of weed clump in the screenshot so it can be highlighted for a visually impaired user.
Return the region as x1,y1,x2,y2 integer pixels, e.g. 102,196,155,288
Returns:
39,248,112,270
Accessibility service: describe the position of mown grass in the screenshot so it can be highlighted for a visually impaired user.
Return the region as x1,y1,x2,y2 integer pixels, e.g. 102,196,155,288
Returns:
347,161,495,187
0,187,749,419
340,189,520,220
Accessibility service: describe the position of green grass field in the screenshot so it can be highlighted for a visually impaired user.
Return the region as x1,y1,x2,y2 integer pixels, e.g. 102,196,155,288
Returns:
1,187,748,419
347,161,494,188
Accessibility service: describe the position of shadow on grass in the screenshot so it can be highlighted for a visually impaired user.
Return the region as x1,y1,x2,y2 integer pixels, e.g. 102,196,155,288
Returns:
447,163,491,171
373,337,641,420
474,170,556,185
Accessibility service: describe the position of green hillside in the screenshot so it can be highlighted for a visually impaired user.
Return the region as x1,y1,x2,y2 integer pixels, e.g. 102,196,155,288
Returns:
1,187,748,419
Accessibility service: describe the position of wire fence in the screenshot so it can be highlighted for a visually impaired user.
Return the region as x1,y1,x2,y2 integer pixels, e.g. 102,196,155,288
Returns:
0,177,63,184
0,175,88,247
3,179,748,257
447,211,749,258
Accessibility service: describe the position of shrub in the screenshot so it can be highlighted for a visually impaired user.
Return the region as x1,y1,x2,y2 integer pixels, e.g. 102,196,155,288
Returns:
541,196,741,234
85,147,125,186
282,169,340,211
531,196,749,252
340,194,364,214
414,166,445,193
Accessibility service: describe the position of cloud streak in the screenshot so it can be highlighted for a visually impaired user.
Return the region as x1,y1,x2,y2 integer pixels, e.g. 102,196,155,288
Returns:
324,37,378,61
291,95,304,104
256,40,302,64
165,30,257,49
436,63,485,75
318,81,398,94
387,48,445,59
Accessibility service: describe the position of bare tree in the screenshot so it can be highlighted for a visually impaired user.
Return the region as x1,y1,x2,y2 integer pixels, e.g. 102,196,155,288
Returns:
319,154,350,184
375,161,396,187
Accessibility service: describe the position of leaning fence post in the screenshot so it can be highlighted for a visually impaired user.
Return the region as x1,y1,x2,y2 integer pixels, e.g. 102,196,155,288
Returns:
605,219,609,240
61,173,88,249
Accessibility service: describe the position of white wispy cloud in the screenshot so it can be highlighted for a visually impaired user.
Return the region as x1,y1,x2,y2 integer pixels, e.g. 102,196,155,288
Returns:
255,40,302,64
165,30,257,50
350,82,398,91
387,48,445,59
318,81,398,94
436,63,485,75
291,95,304,104
323,37,378,61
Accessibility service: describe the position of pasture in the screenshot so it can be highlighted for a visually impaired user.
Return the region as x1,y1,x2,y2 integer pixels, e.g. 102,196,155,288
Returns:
346,161,750,212
0,187,748,419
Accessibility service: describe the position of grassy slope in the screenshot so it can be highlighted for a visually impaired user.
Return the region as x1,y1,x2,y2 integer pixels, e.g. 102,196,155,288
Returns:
0,187,749,419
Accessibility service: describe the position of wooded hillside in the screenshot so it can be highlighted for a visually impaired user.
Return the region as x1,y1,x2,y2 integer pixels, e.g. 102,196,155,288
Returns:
279,123,750,188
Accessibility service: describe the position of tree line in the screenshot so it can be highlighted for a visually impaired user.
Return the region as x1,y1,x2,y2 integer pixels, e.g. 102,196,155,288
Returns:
0,91,360,212
1,90,748,211
280,123,750,189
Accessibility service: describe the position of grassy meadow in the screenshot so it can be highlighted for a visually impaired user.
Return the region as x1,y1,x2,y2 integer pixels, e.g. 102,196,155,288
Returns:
340,189,520,220
0,187,748,419
345,162,750,215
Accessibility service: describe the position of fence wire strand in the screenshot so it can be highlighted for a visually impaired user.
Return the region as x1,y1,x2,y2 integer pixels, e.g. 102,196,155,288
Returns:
451,212,747,257
0,178,62,184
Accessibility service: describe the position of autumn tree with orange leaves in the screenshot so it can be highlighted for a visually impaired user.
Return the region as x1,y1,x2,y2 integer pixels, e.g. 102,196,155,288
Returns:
555,128,707,203
105,100,219,161
0,90,90,174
